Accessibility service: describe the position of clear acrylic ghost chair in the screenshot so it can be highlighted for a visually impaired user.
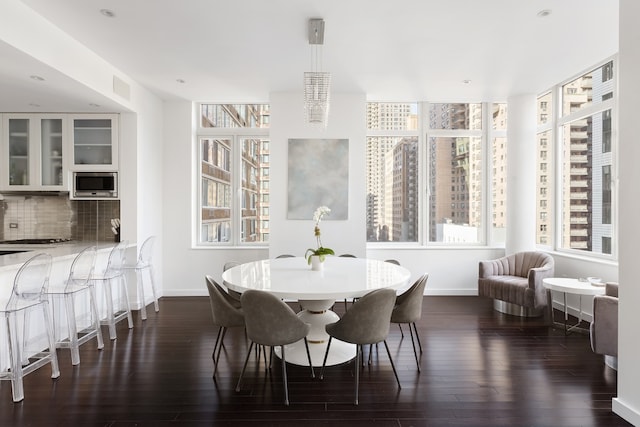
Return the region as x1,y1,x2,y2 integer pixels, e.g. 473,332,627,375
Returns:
93,241,133,340
46,246,104,365
122,236,159,320
0,253,60,402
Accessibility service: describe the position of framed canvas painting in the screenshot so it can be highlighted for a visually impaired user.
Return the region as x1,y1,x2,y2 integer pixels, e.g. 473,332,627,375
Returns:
287,138,348,220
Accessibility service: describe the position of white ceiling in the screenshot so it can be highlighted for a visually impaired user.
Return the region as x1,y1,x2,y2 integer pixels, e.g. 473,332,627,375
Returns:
1,0,619,112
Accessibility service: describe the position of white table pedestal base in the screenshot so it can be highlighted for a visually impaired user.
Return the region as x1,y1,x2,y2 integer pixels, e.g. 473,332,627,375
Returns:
273,299,355,367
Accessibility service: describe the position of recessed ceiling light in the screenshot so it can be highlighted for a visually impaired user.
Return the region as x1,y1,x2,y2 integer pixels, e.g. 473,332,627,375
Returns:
462,79,472,84
176,79,186,84
100,9,115,18
28,103,41,108
29,75,45,81
537,9,552,18
89,103,101,107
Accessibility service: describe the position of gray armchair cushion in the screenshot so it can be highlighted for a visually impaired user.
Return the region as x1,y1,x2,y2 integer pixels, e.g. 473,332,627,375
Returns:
591,282,618,357
478,251,555,309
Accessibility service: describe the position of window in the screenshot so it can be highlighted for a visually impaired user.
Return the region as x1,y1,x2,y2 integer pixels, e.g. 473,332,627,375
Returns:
198,104,270,245
602,165,612,225
366,102,496,245
602,109,612,153
554,59,615,256
366,103,418,242
562,61,613,116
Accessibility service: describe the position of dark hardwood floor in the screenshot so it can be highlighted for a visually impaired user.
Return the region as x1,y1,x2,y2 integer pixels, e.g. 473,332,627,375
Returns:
0,296,630,427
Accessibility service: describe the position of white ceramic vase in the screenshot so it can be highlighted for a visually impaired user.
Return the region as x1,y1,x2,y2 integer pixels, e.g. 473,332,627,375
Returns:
311,255,324,271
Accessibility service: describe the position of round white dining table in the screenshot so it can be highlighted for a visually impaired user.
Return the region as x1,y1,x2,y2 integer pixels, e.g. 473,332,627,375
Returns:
221,256,412,366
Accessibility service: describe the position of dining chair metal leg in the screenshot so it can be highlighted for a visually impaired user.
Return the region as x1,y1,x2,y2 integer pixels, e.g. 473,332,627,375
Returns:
212,327,223,359
407,322,421,372
354,344,361,405
235,341,255,392
383,340,401,389
398,323,404,337
281,345,289,406
412,322,423,353
319,337,333,379
213,327,228,377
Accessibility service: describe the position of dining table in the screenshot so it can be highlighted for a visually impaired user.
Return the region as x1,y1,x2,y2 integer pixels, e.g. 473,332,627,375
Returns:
221,256,412,366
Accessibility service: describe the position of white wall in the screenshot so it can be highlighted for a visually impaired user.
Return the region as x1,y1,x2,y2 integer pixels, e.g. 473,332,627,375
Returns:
614,0,640,423
269,92,367,259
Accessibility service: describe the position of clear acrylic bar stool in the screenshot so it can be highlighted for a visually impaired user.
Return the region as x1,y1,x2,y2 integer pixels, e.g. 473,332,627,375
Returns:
92,241,133,340
0,253,60,402
46,246,104,365
122,236,159,320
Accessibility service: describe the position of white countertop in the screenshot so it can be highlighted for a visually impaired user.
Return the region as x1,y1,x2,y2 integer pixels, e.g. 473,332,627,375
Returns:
0,242,123,271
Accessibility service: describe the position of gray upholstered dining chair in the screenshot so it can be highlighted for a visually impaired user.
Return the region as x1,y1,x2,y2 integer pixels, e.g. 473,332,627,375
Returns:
391,273,428,372
235,289,314,406
205,276,245,378
320,288,401,405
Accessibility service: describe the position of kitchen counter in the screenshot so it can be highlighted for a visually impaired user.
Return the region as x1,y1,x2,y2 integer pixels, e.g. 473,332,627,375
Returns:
0,241,122,271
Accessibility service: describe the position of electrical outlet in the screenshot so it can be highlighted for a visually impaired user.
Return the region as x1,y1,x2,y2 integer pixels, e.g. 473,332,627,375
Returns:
9,223,18,229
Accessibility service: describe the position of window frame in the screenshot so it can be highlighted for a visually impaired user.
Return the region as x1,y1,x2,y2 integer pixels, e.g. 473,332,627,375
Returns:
196,120,269,248
536,56,617,260
366,102,505,248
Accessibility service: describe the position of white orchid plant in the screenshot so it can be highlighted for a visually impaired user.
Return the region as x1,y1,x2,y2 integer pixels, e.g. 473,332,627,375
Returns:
305,206,335,264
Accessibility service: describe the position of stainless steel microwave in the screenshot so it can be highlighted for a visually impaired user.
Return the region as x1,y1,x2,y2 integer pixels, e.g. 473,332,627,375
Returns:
72,171,118,199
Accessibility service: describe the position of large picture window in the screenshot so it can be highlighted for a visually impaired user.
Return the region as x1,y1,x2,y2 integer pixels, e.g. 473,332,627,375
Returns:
366,103,419,242
367,102,501,245
198,104,270,246
536,59,616,257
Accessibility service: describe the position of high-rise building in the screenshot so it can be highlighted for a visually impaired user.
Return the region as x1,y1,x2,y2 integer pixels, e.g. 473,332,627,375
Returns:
366,103,417,241
560,62,613,253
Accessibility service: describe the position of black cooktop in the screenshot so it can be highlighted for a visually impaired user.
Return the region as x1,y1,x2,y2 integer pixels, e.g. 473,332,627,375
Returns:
0,238,72,244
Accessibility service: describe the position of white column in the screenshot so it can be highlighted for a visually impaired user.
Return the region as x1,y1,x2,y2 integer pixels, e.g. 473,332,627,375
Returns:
505,94,537,255
614,1,640,424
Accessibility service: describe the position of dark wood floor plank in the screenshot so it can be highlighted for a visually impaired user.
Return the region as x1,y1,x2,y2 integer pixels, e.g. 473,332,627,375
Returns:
0,295,631,426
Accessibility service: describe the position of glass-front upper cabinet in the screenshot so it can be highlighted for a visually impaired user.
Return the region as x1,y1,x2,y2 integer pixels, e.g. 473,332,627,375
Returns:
8,118,30,186
69,114,118,170
1,114,67,190
40,118,65,186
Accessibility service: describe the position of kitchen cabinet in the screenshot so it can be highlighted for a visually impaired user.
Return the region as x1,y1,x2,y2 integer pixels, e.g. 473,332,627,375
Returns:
1,114,67,190
69,114,118,170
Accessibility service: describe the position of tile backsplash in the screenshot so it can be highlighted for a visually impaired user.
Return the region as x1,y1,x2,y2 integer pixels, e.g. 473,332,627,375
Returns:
0,192,120,242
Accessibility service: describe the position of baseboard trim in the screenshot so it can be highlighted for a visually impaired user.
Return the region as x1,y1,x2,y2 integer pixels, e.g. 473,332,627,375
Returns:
612,398,640,426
